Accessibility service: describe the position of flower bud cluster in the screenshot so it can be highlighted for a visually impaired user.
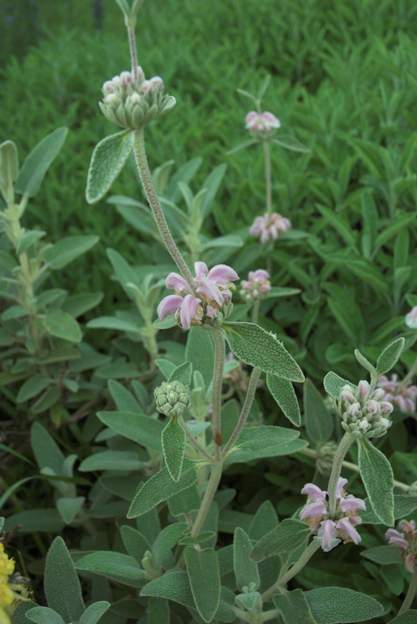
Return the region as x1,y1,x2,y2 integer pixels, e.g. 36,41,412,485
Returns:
339,380,393,438
0,543,15,609
100,66,175,130
245,111,280,139
300,479,366,552
249,212,291,243
386,520,417,573
377,374,417,415
154,381,190,418
240,269,271,301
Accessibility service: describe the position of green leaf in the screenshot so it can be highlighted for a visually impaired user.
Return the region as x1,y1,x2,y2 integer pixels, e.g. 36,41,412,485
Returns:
323,372,353,400
79,450,143,472
76,551,145,587
251,519,310,562
152,522,187,569
273,135,309,153
305,587,384,623
361,545,403,565
44,235,99,269
15,127,68,197
17,375,50,403
128,464,197,518
266,375,301,426
44,310,82,343
120,525,150,562
223,322,304,382
358,438,394,526
274,590,317,624
354,349,376,376
227,426,305,464
44,537,85,621
376,338,405,375
162,417,186,482
87,316,141,333
186,327,214,387
303,379,334,445
390,612,417,624
56,496,84,525
169,361,193,386
97,410,163,450
0,140,19,202
185,547,221,623
79,602,111,624
141,570,195,610
233,528,259,590
26,607,65,624
86,130,134,204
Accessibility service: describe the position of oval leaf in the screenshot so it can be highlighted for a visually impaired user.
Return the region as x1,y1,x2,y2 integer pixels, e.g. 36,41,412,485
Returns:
376,337,405,375
162,417,186,482
86,130,134,204
267,375,301,426
358,438,394,526
184,547,221,623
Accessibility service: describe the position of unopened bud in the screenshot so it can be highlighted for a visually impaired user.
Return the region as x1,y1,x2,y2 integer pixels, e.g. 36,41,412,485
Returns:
154,380,190,417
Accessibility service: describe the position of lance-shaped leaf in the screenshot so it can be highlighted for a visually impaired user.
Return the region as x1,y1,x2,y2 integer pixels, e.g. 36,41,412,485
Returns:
44,537,85,622
305,587,384,623
227,426,306,465
162,417,186,482
79,602,111,624
323,372,353,400
274,590,317,624
86,130,134,204
358,438,394,526
76,551,145,587
267,375,301,426
233,528,260,590
184,547,221,623
44,310,82,343
44,235,99,270
376,337,405,375
26,607,65,624
97,410,163,450
252,519,310,562
303,379,333,445
223,322,304,382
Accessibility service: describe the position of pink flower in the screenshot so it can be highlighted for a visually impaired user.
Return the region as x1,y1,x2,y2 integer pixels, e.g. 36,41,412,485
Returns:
299,478,366,552
377,375,417,415
240,269,271,301
386,520,417,572
245,111,280,137
250,212,291,243
405,306,417,329
157,262,239,330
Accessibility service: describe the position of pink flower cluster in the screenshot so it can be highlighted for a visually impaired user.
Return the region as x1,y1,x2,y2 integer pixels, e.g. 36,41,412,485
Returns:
245,111,280,138
250,212,291,243
102,67,163,99
386,520,417,572
157,262,238,330
300,478,366,552
405,306,417,329
377,375,417,415
240,269,271,301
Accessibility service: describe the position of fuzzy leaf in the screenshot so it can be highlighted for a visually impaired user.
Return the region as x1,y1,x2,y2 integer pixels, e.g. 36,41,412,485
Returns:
86,130,134,204
223,322,304,382
162,417,186,482
358,438,394,526
97,410,163,450
26,607,65,624
305,587,384,623
79,602,111,624
76,551,145,587
376,337,405,375
44,235,99,269
233,528,260,590
44,537,85,621
252,519,310,562
267,375,301,426
303,379,334,445
185,547,221,623
274,590,317,623
323,372,353,400
227,426,305,464
44,310,82,343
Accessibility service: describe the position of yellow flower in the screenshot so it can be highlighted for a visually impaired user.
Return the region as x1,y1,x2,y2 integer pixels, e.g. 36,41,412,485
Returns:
0,545,14,579
0,606,11,624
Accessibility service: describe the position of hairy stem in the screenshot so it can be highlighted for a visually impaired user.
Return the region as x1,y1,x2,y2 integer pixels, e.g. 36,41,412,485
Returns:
191,462,223,539
211,327,225,459
181,421,213,462
222,367,261,457
262,540,320,602
328,432,354,516
127,24,139,79
133,130,195,286
399,571,417,615
263,140,272,214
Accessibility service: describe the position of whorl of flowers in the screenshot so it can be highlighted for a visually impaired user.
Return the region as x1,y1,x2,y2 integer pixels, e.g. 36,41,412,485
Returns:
154,381,190,418
100,66,175,130
405,306,417,330
240,269,271,301
157,262,239,330
377,375,417,415
245,111,280,139
386,520,417,573
300,478,366,552
249,212,291,243
339,380,393,438
0,543,15,621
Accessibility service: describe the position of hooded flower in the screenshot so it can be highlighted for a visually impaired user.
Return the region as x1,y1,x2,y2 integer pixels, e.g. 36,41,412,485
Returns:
250,212,291,243
386,520,417,573
377,374,417,415
245,111,280,138
405,306,417,330
338,380,394,438
157,262,238,330
300,478,366,552
240,269,271,301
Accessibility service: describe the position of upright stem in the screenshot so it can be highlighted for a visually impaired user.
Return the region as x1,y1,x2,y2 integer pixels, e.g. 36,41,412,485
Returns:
222,367,261,457
191,462,223,539
399,571,417,615
127,24,139,79
328,432,354,516
211,327,225,459
263,141,272,214
133,130,195,287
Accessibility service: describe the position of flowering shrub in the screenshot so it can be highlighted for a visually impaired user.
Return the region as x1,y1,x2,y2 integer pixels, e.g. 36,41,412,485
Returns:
2,1,417,624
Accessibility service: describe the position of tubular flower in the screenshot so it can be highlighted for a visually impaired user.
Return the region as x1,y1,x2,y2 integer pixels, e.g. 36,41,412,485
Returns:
240,269,271,301
100,66,175,129
377,375,417,415
249,212,291,243
386,520,417,573
300,478,366,553
157,262,239,330
338,380,393,438
405,306,417,329
245,111,280,139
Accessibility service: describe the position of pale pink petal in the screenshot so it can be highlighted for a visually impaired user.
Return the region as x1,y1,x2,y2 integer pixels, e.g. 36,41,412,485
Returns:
194,262,208,279
301,483,327,501
179,294,200,330
318,520,339,552
166,272,189,292
337,517,362,545
385,529,408,550
208,264,239,284
339,495,366,514
335,478,348,499
300,501,327,521
405,554,416,573
157,295,183,320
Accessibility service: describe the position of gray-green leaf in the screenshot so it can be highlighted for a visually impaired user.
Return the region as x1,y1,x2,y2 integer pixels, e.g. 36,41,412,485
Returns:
358,437,394,526
233,528,259,590
267,375,301,426
305,587,384,623
303,379,334,445
185,547,221,623
162,417,186,482
44,310,82,343
86,130,134,204
376,337,405,375
44,537,85,621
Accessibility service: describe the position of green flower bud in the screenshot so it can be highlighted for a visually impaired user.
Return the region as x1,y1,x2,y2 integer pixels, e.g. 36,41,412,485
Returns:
154,380,190,417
